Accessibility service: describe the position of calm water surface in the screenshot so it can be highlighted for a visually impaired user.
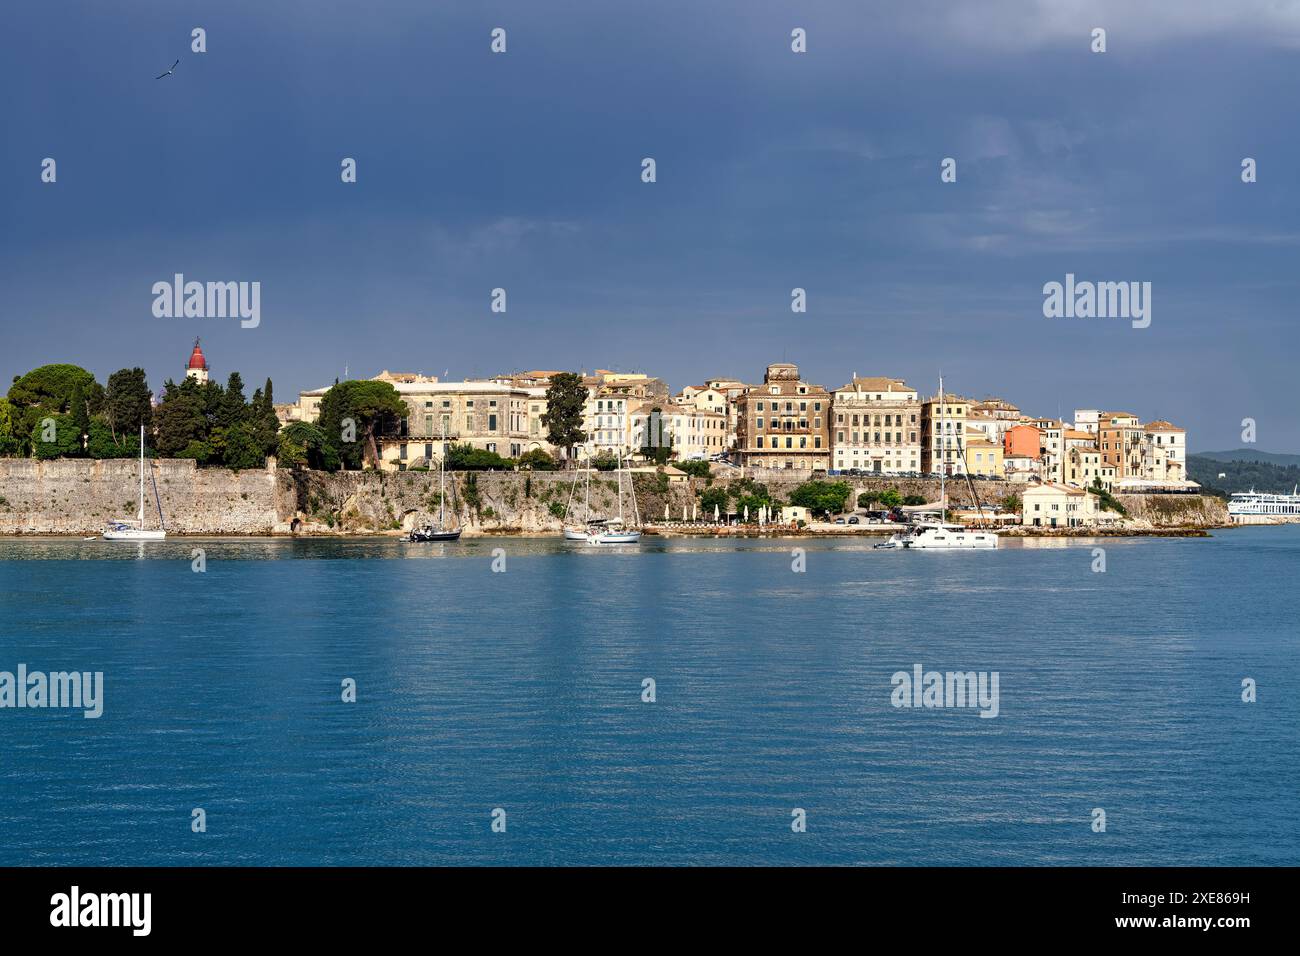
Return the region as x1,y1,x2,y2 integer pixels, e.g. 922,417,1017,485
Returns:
1,529,1296,865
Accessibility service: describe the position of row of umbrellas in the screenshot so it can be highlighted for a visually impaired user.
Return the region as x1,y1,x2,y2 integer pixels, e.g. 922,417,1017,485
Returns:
661,503,776,524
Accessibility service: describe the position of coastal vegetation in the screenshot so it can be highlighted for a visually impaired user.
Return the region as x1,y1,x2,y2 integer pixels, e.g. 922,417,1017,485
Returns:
154,372,281,469
1187,453,1300,498
675,459,712,479
1088,481,1128,516
1,362,290,471
788,480,852,517
315,379,406,470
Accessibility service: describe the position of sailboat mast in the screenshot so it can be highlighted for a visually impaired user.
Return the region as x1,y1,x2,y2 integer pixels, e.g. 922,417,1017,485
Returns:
439,421,446,527
617,413,625,526
138,423,145,525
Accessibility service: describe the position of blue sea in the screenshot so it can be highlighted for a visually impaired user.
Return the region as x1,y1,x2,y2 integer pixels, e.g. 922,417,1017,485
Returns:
1,528,1296,866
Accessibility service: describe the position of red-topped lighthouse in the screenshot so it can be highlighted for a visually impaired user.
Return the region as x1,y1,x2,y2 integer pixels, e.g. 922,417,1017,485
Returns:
185,338,209,384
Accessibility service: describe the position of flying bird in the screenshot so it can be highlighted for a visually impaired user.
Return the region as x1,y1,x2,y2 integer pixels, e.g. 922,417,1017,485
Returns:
155,59,179,80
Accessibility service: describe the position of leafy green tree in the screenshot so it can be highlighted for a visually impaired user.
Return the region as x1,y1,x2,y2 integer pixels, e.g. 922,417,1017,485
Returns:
248,378,281,457
591,452,620,471
7,364,104,453
222,423,265,470
903,494,927,506
153,383,210,457
676,459,712,479
517,448,557,471
0,399,20,456
729,478,775,522
217,372,247,428
789,480,851,516
277,422,328,470
87,419,140,459
176,440,214,464
858,490,881,510
103,368,153,446
698,485,729,516
316,379,407,470
31,413,81,459
540,372,588,463
444,443,512,470
68,382,91,454
1001,493,1022,513
879,488,903,508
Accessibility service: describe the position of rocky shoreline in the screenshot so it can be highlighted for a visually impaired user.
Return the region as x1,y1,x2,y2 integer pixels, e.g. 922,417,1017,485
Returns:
0,458,1232,537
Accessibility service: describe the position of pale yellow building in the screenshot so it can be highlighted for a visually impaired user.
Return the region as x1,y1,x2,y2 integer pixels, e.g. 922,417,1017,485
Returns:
965,429,1004,477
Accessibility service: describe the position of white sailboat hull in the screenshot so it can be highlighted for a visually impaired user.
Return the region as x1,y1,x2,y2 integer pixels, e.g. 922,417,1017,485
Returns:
588,530,642,545
903,525,998,549
103,528,166,541
563,527,590,540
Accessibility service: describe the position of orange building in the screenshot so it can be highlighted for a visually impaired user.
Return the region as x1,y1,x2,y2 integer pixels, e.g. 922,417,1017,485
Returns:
1004,424,1040,460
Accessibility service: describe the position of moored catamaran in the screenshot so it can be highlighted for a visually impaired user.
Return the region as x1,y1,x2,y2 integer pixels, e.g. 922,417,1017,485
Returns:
900,376,999,550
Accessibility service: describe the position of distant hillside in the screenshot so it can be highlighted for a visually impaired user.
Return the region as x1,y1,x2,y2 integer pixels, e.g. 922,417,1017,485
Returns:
1188,454,1300,498
1194,448,1300,467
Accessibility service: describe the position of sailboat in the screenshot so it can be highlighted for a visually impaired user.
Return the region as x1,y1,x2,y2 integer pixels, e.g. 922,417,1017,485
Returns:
103,424,166,540
902,376,998,550
409,424,462,542
561,446,601,540
587,418,641,545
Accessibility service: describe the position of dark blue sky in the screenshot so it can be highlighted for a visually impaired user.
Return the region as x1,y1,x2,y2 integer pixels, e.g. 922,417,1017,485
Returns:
4,1,1298,449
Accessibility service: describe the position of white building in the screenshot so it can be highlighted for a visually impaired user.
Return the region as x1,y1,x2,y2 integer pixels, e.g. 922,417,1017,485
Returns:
831,376,922,474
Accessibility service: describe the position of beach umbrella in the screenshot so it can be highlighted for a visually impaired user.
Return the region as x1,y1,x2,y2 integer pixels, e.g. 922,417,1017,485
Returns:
713,504,720,523
744,505,749,522
663,503,670,520
682,504,688,521
692,504,698,521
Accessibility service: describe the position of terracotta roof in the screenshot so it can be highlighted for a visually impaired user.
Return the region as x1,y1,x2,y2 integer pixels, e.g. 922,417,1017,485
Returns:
1144,420,1184,432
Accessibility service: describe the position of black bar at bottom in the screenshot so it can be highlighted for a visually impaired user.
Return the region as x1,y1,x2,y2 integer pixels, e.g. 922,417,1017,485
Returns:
0,866,1280,941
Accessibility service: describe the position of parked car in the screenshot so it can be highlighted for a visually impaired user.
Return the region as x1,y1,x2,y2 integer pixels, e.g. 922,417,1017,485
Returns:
834,517,846,525
847,516,860,525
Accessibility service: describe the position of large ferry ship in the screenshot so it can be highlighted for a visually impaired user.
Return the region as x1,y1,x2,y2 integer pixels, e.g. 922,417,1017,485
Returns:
1228,487,1300,521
